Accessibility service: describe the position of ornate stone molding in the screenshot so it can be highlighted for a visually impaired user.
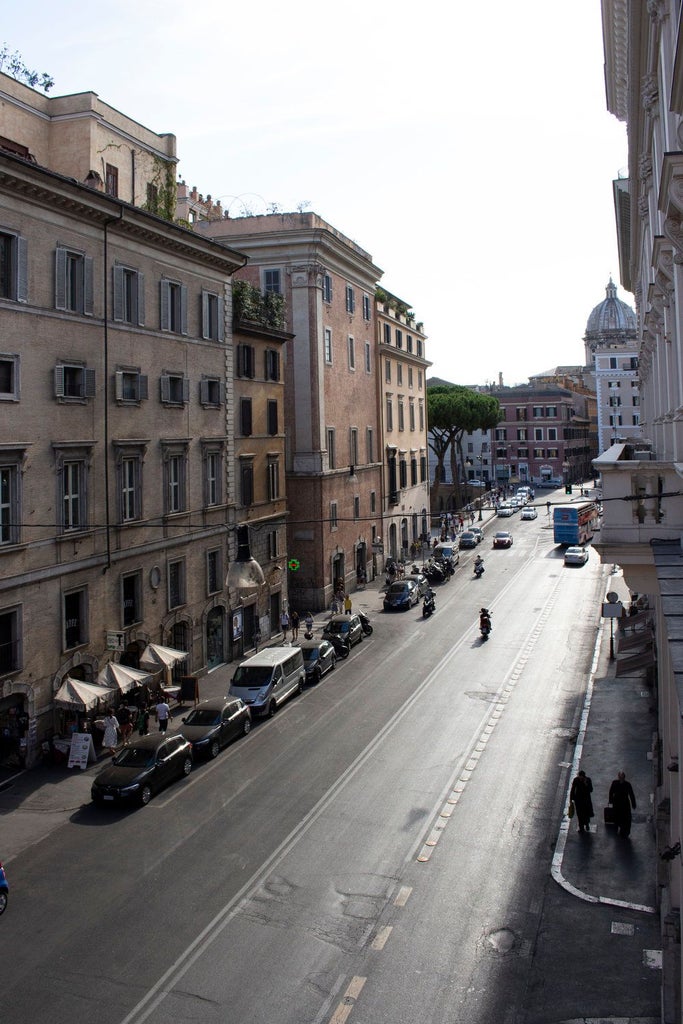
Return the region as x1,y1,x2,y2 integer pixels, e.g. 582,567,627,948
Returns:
642,73,659,116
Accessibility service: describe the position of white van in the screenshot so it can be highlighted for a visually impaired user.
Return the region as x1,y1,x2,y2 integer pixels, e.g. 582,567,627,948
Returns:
229,647,306,717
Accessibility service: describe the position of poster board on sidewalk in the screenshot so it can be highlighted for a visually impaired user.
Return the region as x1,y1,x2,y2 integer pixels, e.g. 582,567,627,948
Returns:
67,733,97,770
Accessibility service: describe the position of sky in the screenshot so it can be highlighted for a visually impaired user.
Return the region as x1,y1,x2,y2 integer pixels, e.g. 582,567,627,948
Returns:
3,0,630,387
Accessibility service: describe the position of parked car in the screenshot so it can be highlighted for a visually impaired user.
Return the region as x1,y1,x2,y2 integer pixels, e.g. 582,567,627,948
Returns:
179,697,251,759
405,571,429,596
91,734,193,807
432,542,460,567
493,531,513,549
0,861,8,915
564,545,589,566
300,638,337,683
323,613,364,648
230,647,305,717
459,531,478,549
496,504,514,517
468,526,484,543
383,579,420,611
520,506,538,520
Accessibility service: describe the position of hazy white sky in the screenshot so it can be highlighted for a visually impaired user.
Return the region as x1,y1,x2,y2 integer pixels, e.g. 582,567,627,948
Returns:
5,0,630,386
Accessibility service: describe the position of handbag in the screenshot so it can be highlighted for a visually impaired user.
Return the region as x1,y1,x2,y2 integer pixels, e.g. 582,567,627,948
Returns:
604,804,617,826
567,801,575,819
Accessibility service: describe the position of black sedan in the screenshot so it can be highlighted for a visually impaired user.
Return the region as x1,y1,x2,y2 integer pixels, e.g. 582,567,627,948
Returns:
179,697,251,759
299,638,337,683
91,734,193,807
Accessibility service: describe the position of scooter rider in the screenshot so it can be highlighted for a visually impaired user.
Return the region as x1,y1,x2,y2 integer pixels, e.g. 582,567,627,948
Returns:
479,607,491,632
474,554,484,575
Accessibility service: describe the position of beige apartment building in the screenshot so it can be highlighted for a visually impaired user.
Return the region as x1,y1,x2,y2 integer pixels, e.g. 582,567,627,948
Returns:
0,73,255,766
0,71,177,212
231,279,291,649
198,213,384,611
376,293,431,562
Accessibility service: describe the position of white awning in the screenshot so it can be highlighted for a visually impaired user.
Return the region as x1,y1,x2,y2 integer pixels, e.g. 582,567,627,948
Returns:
97,662,153,694
54,678,115,711
139,643,188,671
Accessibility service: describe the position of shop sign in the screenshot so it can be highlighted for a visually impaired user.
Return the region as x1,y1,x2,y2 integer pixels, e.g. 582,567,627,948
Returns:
67,733,96,770
106,631,125,651
232,608,243,641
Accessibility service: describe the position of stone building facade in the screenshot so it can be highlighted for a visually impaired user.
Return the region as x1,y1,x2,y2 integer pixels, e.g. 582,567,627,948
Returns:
584,278,640,453
198,213,385,611
600,5,683,1016
376,294,431,562
0,143,246,764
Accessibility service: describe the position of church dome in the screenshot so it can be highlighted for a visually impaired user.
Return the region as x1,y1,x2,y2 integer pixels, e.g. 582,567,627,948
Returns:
585,278,636,341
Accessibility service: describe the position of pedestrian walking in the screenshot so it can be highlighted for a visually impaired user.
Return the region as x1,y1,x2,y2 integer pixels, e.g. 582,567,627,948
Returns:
280,609,290,640
344,594,352,615
136,707,150,736
608,771,637,837
155,698,170,734
569,769,594,832
102,707,120,755
118,704,133,745
304,612,314,637
290,610,300,640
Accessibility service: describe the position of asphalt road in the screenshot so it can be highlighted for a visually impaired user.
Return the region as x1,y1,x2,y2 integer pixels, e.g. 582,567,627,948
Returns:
3,509,652,1024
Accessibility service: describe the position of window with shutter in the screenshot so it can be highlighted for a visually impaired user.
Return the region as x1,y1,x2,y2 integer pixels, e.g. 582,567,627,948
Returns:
267,400,278,436
0,231,27,303
240,461,254,506
54,363,95,401
240,398,252,436
202,290,224,341
56,247,91,314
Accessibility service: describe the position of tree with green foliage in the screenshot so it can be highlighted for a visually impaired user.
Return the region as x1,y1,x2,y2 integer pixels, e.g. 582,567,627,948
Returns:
427,384,501,511
0,45,53,92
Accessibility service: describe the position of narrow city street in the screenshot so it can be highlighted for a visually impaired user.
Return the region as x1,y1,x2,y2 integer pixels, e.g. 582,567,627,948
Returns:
1,508,660,1024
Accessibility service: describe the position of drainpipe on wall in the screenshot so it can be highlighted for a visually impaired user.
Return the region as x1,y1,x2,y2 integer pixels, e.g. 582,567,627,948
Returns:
102,209,125,572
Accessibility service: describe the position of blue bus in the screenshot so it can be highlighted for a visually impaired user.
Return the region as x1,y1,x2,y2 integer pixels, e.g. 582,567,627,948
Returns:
553,502,599,546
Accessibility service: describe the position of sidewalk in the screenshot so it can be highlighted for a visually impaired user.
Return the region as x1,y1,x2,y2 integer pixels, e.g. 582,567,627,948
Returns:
556,567,658,913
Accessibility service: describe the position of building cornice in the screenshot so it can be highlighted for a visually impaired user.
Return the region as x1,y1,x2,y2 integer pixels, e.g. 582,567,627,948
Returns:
0,152,247,273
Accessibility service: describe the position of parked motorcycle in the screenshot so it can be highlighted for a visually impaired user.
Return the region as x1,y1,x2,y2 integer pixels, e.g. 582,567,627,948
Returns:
424,560,446,584
422,590,436,618
323,633,350,659
358,611,373,636
479,607,492,641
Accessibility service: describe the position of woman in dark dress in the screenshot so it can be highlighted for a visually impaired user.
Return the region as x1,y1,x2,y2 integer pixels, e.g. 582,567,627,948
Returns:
609,771,636,837
570,770,594,833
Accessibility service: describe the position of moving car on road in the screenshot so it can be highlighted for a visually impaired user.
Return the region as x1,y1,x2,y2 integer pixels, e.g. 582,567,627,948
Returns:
91,734,193,807
564,545,589,566
520,506,538,520
493,531,513,549
179,697,251,759
459,531,478,549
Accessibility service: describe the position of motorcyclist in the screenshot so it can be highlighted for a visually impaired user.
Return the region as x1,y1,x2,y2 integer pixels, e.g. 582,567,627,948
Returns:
479,607,491,632
474,555,484,572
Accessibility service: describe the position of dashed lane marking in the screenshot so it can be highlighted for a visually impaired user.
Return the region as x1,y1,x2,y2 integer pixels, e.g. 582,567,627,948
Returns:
416,581,561,861
329,977,366,1024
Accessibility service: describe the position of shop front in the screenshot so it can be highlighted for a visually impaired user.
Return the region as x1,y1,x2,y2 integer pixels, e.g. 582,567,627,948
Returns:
0,692,29,769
